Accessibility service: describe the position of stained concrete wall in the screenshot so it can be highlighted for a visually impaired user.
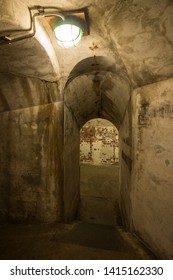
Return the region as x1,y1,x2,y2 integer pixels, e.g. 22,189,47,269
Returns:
119,101,132,229
131,78,173,259
0,0,30,31
0,73,62,111
63,68,131,222
80,119,119,165
64,105,80,222
0,76,63,223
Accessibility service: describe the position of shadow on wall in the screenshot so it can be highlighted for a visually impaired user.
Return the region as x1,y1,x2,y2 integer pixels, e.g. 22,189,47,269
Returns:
78,118,121,225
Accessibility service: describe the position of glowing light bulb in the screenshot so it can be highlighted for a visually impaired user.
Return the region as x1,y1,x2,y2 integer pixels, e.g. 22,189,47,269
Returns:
54,19,83,48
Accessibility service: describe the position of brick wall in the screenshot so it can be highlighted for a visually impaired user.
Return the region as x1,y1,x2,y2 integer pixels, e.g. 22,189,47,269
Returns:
80,119,119,165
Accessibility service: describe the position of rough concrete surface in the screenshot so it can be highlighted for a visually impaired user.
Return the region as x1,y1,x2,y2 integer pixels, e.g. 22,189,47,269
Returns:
0,222,155,260
0,0,173,260
131,78,173,259
80,119,119,165
79,164,120,225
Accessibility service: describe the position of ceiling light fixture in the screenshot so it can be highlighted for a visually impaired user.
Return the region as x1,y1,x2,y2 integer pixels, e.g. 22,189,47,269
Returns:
53,17,84,48
0,7,89,48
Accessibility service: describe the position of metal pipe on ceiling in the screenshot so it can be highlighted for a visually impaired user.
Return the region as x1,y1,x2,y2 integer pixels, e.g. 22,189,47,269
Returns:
0,6,65,46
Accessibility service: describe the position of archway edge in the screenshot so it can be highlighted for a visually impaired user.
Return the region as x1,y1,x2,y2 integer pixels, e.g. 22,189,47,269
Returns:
63,58,131,222
66,56,117,86
64,69,131,129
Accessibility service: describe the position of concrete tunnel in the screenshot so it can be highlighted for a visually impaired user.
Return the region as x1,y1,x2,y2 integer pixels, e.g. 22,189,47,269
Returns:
0,0,173,260
63,56,131,222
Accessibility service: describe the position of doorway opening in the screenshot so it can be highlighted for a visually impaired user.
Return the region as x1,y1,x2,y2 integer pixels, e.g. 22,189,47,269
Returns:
78,118,120,225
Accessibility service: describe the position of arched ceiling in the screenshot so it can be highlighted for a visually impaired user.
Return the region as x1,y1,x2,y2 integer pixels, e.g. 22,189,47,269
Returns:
64,66,131,129
0,0,173,114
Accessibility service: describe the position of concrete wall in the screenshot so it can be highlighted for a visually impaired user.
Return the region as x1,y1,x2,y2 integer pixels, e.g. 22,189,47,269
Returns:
119,101,132,229
131,78,173,259
0,76,63,223
64,105,80,222
80,119,119,165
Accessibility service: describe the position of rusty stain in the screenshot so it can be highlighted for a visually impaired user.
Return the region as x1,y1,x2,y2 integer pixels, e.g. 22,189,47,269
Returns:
89,42,98,51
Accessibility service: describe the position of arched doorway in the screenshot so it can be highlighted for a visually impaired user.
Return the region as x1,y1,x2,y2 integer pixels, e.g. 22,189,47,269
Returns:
63,56,131,223
78,118,120,225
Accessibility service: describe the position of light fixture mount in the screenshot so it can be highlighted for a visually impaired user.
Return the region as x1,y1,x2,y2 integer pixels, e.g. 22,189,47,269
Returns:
0,7,89,47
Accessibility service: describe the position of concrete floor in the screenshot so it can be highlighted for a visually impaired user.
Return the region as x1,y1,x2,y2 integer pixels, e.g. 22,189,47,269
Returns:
0,221,155,260
0,164,156,260
79,163,120,225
